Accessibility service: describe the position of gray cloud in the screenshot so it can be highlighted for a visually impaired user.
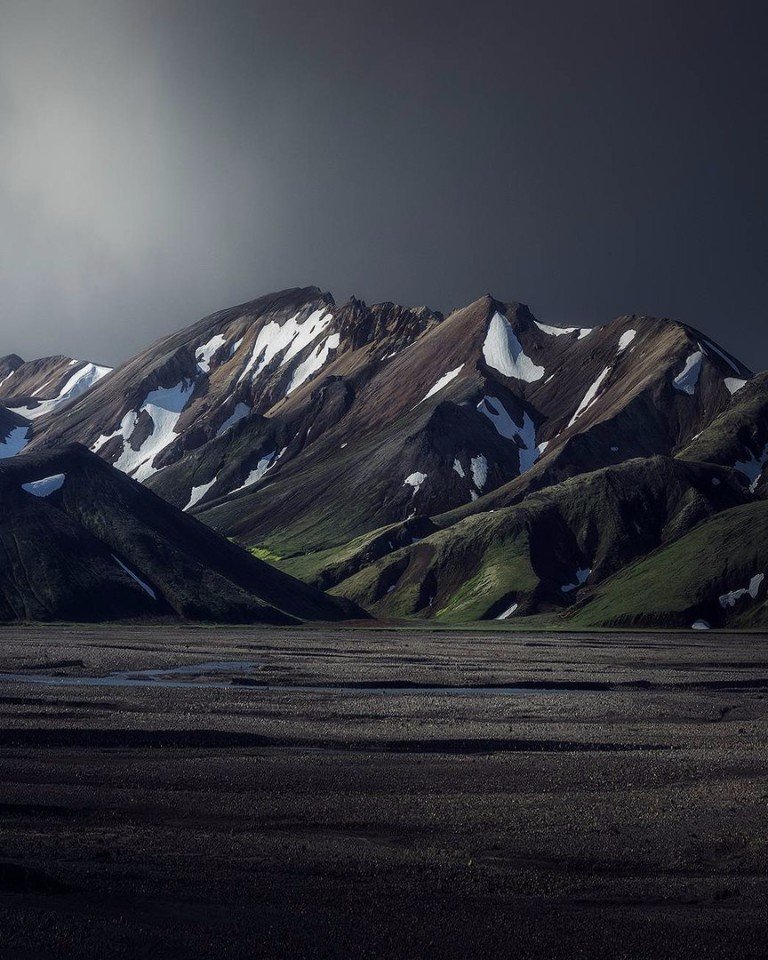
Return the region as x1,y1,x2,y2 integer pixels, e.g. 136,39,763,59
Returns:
1,0,767,367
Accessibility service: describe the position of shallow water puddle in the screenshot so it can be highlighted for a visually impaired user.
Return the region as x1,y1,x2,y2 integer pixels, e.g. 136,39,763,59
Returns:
0,661,578,696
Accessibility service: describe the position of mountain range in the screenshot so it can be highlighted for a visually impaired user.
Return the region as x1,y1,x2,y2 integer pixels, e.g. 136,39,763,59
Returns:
3,285,766,628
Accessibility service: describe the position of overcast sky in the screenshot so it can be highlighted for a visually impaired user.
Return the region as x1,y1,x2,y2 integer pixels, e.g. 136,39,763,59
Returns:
1,0,767,367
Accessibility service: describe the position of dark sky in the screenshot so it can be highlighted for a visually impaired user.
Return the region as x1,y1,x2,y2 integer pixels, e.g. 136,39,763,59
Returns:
1,0,767,368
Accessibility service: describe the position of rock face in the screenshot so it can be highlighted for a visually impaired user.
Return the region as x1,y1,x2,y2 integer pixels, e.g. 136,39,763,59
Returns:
0,445,362,624
8,284,768,626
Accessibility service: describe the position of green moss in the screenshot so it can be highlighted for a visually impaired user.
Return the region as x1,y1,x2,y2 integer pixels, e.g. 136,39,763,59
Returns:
249,546,283,563
249,498,375,559
435,534,538,621
262,521,410,584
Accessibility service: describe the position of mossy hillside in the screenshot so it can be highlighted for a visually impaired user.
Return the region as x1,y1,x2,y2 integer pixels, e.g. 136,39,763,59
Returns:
333,456,750,623
333,509,541,620
568,500,768,628
434,535,539,621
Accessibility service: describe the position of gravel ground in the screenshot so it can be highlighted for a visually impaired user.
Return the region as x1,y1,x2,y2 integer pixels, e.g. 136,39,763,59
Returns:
0,623,766,958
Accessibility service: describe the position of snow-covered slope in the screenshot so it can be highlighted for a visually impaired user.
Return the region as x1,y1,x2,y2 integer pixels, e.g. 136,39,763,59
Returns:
0,355,112,420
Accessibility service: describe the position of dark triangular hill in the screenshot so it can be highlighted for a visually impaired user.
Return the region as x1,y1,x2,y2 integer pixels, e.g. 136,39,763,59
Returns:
0,445,363,624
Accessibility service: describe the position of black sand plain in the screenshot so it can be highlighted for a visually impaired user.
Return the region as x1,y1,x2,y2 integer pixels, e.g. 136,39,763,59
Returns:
0,623,766,959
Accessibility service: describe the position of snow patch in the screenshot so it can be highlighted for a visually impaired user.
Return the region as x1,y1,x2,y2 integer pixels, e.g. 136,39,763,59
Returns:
184,477,218,511
238,309,334,384
672,351,703,395
617,329,636,352
196,333,228,373
10,362,112,420
691,620,710,630
477,396,541,474
724,377,747,395
0,425,30,459
561,568,591,593
496,601,518,620
216,402,250,437
112,555,157,599
404,472,427,496
452,458,465,478
482,312,544,382
534,321,579,337
232,448,285,494
21,473,66,497
734,443,768,492
419,364,464,403
470,454,488,490
719,573,764,608
101,380,195,482
568,367,611,427
286,332,340,394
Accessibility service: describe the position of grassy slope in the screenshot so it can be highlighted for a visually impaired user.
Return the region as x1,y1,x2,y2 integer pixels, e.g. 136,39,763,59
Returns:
567,500,768,628
251,525,391,583
330,509,543,620
332,457,749,623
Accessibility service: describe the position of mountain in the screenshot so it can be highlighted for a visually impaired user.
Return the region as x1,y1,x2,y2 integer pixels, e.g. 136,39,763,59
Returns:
28,290,751,558
191,296,750,556
9,284,768,628
0,444,361,624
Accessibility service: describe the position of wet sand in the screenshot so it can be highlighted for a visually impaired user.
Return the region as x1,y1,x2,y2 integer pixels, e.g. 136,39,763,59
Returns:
0,623,766,958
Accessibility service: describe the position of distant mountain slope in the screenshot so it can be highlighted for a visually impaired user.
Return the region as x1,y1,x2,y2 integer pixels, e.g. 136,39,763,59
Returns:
133,292,744,564
30,288,442,484
329,457,751,621
0,445,361,623
0,353,112,421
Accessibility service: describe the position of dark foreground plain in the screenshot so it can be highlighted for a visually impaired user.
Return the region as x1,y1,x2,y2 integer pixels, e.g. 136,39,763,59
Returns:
0,625,766,959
